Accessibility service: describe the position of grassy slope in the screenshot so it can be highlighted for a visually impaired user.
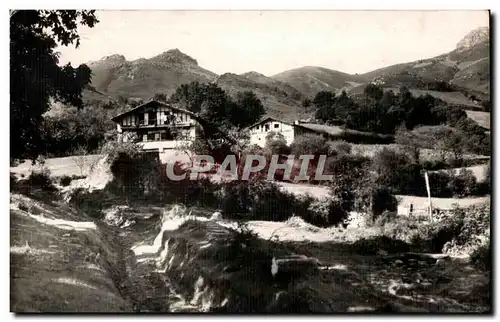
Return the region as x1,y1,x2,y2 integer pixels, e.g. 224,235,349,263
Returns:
271,66,367,98
465,110,490,130
10,193,133,312
216,72,304,120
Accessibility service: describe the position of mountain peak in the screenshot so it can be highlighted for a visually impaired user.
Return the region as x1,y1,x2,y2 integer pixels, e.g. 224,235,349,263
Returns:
456,26,489,50
241,71,267,78
99,54,126,62
88,54,126,67
151,48,198,65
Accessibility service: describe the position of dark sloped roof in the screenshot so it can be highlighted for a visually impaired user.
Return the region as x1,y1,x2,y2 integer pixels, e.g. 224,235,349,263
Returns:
247,116,295,129
111,100,201,122
295,123,345,136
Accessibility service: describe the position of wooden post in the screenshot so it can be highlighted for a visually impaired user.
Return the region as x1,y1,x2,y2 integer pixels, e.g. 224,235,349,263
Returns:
424,172,432,222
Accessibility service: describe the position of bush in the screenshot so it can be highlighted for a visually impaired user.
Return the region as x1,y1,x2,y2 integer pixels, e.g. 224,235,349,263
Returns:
427,171,454,198
290,134,328,156
327,140,352,156
303,197,348,228
24,168,57,192
60,176,73,187
108,150,161,197
265,131,291,155
371,187,398,219
449,168,478,197
372,147,424,196
68,188,112,219
411,212,465,253
351,236,411,255
221,180,298,222
58,174,87,187
470,244,490,271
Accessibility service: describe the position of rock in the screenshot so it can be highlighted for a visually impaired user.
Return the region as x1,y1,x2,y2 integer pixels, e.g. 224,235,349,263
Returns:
435,258,447,266
210,211,222,221
347,305,376,312
377,249,389,256
394,259,404,265
402,276,413,284
272,256,320,279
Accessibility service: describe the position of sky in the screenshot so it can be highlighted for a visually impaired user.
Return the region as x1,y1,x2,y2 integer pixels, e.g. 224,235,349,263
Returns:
57,10,489,76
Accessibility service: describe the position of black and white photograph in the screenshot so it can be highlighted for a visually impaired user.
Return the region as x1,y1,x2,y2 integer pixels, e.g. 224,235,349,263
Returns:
9,9,492,313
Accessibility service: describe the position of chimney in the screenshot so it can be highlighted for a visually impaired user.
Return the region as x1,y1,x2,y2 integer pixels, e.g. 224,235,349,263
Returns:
294,120,299,125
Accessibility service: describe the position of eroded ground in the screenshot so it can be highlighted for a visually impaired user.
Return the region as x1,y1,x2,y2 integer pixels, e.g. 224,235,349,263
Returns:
10,191,490,313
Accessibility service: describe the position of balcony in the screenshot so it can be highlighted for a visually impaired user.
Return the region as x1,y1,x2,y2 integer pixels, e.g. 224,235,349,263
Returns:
121,120,192,129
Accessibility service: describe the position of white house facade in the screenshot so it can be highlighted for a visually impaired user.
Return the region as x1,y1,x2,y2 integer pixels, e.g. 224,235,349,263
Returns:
248,117,296,147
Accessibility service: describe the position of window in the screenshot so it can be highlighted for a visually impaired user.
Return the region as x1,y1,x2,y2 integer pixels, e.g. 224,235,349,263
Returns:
142,134,148,142
138,113,144,125
265,124,270,132
148,112,156,125
147,133,155,141
274,123,279,129
155,133,161,141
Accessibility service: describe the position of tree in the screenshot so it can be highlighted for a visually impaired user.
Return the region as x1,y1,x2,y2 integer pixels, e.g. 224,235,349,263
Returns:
364,83,384,101
265,131,289,155
313,91,336,122
394,126,421,163
371,147,423,195
71,144,88,176
232,91,265,129
10,10,99,160
312,91,336,109
170,81,211,113
302,98,312,112
290,133,328,156
152,92,168,102
443,129,466,166
332,91,356,121
170,82,264,160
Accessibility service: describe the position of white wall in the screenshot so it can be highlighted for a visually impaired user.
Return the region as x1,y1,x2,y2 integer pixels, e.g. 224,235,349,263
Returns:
249,120,295,147
139,140,192,151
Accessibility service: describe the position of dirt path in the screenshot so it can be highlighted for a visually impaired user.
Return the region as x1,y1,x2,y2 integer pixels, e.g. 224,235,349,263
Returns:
277,182,490,213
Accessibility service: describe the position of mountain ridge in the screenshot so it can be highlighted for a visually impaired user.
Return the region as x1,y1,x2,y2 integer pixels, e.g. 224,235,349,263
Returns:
85,26,490,117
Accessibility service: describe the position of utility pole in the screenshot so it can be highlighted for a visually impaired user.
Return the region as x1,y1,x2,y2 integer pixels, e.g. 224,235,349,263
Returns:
424,171,432,222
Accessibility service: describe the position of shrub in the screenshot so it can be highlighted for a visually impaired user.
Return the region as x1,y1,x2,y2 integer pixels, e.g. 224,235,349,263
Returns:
108,150,161,197
479,162,491,193
327,140,352,156
290,133,328,156
371,187,398,219
427,171,454,198
372,147,424,196
265,131,291,155
221,180,298,222
57,174,87,187
410,212,465,253
303,197,348,227
351,236,411,255
25,168,57,192
449,168,478,197
60,175,73,187
68,188,111,219
325,154,374,221
470,244,491,271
